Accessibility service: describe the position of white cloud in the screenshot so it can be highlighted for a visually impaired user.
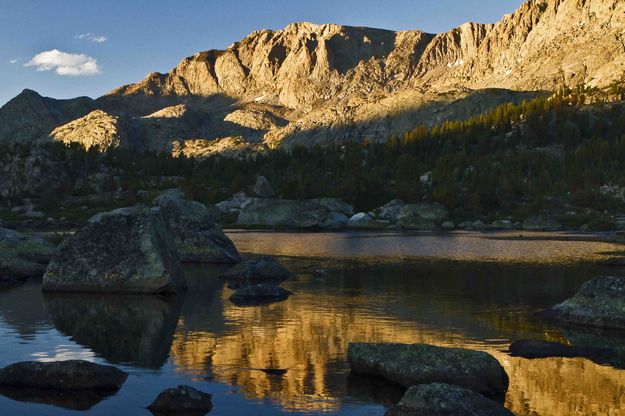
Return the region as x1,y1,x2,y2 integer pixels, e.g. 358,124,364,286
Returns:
75,33,108,43
8,59,19,64
25,49,101,76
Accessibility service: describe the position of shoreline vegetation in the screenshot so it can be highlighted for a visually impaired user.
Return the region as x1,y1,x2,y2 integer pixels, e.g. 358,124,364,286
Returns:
2,86,625,233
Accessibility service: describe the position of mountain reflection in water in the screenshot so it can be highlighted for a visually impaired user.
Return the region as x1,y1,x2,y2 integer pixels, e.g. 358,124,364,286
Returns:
0,232,624,415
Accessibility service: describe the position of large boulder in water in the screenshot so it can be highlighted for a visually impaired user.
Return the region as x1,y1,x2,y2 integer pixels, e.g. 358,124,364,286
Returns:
42,205,186,294
147,385,213,415
386,383,514,416
538,276,625,330
0,227,55,280
0,360,127,391
153,190,240,263
220,256,291,287
347,343,508,399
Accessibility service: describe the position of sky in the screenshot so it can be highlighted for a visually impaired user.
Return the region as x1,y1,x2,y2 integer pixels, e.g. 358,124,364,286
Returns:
0,0,525,106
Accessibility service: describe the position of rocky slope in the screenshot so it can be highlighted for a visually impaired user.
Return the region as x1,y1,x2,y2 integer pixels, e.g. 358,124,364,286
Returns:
1,0,623,156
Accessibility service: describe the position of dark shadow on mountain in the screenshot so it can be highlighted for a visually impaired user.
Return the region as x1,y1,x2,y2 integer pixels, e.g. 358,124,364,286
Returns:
0,386,115,411
43,293,184,368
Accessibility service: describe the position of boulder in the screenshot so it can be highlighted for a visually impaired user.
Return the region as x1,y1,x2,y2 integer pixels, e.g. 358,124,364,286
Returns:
237,199,330,229
348,213,389,229
220,256,291,288
538,276,625,330
147,385,213,415
441,221,455,230
215,192,256,214
311,198,354,216
153,190,240,263
376,200,405,222
386,383,514,416
0,227,56,280
0,360,127,391
229,284,293,306
321,211,350,230
523,214,562,231
43,205,186,294
398,215,436,231
399,203,448,223
490,220,515,230
347,343,508,399
252,176,276,198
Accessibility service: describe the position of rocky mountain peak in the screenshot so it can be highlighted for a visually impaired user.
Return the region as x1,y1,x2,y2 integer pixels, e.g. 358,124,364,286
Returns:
1,0,623,155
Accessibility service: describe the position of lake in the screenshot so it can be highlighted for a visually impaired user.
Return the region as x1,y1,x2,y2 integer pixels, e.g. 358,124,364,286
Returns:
1,231,625,415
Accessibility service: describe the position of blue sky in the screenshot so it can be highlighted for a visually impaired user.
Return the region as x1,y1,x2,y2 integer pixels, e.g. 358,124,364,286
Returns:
0,0,525,106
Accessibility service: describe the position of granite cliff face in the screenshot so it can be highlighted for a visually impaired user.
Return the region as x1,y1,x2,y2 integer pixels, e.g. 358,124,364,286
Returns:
1,0,623,155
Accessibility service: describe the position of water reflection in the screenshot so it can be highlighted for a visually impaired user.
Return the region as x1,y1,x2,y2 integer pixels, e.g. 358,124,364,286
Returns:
0,386,116,411
169,259,625,415
227,231,620,264
44,293,184,368
1,232,625,415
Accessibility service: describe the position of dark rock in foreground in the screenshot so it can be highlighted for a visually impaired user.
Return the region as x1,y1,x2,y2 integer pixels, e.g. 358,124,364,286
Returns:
385,383,514,416
43,205,186,294
0,227,55,280
153,189,241,264
147,385,213,415
538,276,625,330
229,284,293,306
347,343,508,399
220,256,291,286
0,360,128,391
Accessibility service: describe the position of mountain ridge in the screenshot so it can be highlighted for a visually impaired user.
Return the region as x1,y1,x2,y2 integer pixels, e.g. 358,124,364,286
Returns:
1,0,623,155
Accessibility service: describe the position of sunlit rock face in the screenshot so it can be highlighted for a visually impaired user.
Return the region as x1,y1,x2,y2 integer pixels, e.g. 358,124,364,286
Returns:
44,294,183,368
2,0,623,154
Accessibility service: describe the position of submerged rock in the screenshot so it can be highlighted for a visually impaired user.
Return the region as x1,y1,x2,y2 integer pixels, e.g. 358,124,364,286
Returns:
147,385,213,415
153,190,240,264
386,383,514,416
347,343,508,399
0,227,56,280
538,276,625,330
509,339,612,361
229,284,293,306
220,256,291,286
0,360,128,391
43,205,186,294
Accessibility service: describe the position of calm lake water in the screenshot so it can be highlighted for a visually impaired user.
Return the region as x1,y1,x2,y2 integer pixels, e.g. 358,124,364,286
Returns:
1,231,625,415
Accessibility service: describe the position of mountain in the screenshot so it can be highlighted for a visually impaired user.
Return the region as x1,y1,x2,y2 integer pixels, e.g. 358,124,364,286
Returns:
1,0,623,155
